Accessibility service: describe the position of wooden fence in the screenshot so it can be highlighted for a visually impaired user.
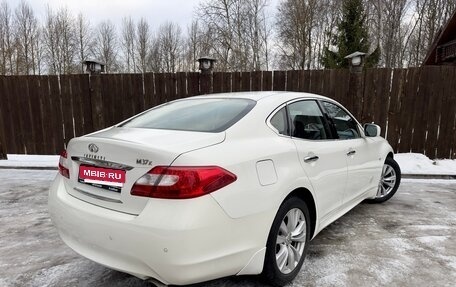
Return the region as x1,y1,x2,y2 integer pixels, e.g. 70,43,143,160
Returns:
0,66,455,158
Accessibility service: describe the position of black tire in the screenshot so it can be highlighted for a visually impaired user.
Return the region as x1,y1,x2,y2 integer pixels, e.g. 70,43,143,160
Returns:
366,156,401,204
262,197,310,287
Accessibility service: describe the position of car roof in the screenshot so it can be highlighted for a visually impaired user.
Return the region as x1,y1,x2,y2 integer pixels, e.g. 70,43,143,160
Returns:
191,91,333,102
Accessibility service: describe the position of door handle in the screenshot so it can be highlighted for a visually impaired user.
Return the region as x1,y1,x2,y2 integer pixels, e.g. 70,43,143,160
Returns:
304,155,319,163
347,149,356,156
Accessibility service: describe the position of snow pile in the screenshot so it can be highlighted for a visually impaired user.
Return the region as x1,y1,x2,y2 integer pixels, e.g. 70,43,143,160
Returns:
395,153,456,175
0,154,59,168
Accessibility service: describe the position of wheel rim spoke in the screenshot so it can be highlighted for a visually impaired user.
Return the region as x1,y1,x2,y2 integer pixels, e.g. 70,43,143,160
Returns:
287,245,295,268
279,221,288,235
289,244,301,262
276,235,286,244
276,244,288,271
291,222,306,242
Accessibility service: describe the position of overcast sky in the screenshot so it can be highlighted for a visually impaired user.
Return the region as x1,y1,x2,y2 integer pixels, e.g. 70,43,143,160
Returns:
8,0,279,30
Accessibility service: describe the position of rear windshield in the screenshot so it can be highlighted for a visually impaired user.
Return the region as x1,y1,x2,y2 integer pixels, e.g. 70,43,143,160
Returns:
120,98,256,132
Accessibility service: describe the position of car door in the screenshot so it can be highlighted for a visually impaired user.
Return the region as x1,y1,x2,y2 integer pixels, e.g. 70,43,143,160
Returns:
320,101,380,204
286,100,349,223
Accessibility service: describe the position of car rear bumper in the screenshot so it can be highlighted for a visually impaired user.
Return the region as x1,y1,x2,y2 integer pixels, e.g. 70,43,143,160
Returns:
48,175,269,285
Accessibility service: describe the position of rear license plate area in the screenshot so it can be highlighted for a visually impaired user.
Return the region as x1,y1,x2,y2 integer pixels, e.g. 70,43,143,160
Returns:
78,165,126,193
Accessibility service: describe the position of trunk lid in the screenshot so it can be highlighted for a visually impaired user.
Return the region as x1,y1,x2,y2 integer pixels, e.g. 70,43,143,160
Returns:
64,127,225,215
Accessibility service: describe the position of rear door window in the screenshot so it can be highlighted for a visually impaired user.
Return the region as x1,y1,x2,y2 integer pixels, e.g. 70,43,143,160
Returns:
120,98,256,133
269,107,289,135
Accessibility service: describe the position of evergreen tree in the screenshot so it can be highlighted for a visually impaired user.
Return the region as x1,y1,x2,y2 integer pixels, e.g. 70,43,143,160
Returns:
321,0,380,69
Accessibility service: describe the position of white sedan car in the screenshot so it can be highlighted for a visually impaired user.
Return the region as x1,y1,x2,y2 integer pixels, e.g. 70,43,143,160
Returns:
49,91,401,286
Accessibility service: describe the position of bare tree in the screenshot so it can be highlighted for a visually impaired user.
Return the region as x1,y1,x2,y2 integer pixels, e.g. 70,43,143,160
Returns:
276,0,331,70
157,22,183,73
76,13,93,73
95,20,118,73
121,17,136,72
43,7,78,74
58,8,77,73
14,0,38,74
366,0,409,68
0,1,15,75
245,0,270,70
136,18,150,73
147,32,163,72
197,0,271,71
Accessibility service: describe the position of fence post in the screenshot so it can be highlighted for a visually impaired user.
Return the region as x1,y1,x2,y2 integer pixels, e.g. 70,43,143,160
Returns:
0,125,6,159
200,73,212,94
89,74,105,131
348,69,365,120
0,102,6,159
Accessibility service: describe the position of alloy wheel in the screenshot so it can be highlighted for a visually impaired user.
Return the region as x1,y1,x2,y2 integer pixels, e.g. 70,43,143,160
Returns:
275,208,306,274
377,163,397,198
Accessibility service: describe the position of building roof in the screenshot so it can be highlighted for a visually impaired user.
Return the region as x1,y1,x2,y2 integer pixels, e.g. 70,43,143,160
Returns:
423,10,456,65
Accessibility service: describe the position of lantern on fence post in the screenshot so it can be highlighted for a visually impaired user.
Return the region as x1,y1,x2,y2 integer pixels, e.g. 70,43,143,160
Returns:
197,57,216,75
83,60,106,75
345,51,366,73
345,51,366,118
197,57,216,95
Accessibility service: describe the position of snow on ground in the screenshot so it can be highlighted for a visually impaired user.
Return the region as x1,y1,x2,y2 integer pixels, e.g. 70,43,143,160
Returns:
2,152,456,175
0,154,59,168
395,153,456,175
2,170,455,286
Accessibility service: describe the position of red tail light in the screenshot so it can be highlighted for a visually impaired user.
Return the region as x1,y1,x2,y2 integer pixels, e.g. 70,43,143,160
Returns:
58,150,70,179
131,166,237,199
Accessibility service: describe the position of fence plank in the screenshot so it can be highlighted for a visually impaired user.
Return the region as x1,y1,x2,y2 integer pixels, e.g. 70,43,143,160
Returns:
273,71,285,91
309,70,324,95
70,75,84,137
288,70,300,91
1,77,17,153
251,71,262,91
398,68,420,153
299,70,310,92
27,76,41,153
49,75,65,151
187,72,200,96
177,72,187,98
222,72,232,93
0,77,6,158
144,73,155,108
241,72,251,92
167,73,178,100
89,75,104,131
213,72,223,93
232,72,241,92
262,71,272,91
436,67,455,158
410,68,429,154
79,74,93,135
60,75,75,145
387,69,406,152
423,66,443,158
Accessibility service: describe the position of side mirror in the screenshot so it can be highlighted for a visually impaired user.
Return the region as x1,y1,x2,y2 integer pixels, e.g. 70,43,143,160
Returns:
364,123,381,137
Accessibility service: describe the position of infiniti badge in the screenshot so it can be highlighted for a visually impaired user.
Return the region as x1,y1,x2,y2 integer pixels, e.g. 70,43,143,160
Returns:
88,143,99,153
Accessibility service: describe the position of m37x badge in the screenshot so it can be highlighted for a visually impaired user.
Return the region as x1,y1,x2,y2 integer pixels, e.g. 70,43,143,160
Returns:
136,159,153,166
